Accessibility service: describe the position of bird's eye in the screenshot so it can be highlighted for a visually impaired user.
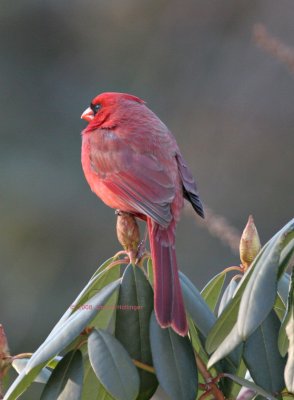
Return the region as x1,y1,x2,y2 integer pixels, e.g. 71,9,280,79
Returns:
90,103,102,115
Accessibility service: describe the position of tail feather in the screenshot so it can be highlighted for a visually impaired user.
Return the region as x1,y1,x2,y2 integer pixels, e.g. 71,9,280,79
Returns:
148,218,188,336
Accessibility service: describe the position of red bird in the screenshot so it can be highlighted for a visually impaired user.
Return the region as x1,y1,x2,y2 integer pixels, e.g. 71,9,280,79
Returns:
81,92,204,336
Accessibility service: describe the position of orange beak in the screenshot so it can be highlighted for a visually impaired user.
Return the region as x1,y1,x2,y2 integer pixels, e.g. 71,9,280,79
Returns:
81,107,94,122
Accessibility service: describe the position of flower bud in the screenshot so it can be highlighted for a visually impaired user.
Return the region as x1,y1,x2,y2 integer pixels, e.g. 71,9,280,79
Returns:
239,215,261,270
116,212,140,264
0,324,10,372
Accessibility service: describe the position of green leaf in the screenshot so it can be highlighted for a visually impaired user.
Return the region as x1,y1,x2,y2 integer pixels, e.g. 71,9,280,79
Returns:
221,359,247,399
11,359,51,384
207,323,242,368
201,271,226,312
90,289,119,334
223,373,278,400
46,356,62,369
91,256,116,279
179,272,215,338
82,356,99,400
82,357,114,400
237,240,282,340
274,293,286,321
207,219,294,355
243,311,286,393
284,275,294,393
48,260,121,339
150,312,198,400
205,242,267,354
115,264,158,400
82,356,114,400
218,278,239,316
206,295,241,354
3,363,47,400
146,258,154,287
278,272,291,304
278,233,294,280
25,280,120,373
188,318,209,363
40,350,83,400
88,329,140,400
238,219,294,340
278,271,294,356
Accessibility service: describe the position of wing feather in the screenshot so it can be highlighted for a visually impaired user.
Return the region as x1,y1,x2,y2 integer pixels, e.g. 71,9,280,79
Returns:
89,129,177,227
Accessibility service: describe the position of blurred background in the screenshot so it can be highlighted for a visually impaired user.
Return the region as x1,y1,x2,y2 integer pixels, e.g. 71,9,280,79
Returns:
0,0,293,398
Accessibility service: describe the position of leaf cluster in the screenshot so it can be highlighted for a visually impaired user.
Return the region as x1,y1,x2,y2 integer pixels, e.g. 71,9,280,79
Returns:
3,218,294,400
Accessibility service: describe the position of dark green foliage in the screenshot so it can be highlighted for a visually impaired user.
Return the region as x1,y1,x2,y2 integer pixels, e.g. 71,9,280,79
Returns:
150,313,198,400
41,350,83,400
115,265,158,400
4,218,294,400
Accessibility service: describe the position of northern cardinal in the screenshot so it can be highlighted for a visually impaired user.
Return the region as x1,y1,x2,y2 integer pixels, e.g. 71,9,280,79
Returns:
81,92,204,336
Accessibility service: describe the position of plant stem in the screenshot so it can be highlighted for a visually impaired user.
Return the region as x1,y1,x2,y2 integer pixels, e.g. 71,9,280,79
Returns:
113,250,128,259
195,353,225,400
132,359,155,374
222,265,243,274
12,352,33,360
105,258,129,270
199,390,213,400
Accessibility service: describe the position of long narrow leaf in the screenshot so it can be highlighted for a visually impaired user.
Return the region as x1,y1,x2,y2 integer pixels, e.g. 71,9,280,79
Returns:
243,311,286,393
223,374,278,400
25,280,120,372
278,271,294,356
150,312,198,400
207,219,294,355
115,264,158,400
218,279,239,316
237,238,283,339
206,236,272,353
48,260,120,338
201,272,226,312
179,272,215,338
88,329,140,400
284,314,294,393
207,323,242,368
4,363,47,400
40,350,83,400
82,356,114,400
12,359,51,384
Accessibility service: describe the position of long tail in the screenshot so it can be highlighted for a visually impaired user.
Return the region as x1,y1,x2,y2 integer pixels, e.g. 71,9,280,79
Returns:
147,218,188,336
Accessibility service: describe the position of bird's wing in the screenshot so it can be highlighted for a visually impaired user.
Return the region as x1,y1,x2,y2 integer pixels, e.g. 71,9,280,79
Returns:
176,152,204,218
89,129,177,227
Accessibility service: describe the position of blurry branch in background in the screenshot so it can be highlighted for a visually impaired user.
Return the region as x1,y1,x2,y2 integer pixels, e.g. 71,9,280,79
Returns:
184,205,241,255
253,23,294,75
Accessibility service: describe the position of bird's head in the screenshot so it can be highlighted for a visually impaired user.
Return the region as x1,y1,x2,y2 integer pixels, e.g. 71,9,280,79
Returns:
81,92,145,131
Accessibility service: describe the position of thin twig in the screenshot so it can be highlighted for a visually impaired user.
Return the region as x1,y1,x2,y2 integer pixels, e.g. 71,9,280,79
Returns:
195,352,225,400
222,265,243,274
132,359,155,374
253,23,294,75
12,352,33,360
104,258,129,271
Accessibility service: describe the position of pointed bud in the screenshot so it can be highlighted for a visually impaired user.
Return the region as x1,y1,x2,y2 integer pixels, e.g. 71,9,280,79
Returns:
116,212,140,264
0,324,10,372
239,215,261,270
